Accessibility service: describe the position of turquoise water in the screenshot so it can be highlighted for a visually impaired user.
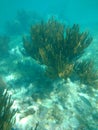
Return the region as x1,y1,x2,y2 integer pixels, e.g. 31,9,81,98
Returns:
0,0,98,130
0,0,98,33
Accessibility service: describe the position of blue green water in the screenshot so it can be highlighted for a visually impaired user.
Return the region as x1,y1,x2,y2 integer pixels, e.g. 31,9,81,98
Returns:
0,0,98,33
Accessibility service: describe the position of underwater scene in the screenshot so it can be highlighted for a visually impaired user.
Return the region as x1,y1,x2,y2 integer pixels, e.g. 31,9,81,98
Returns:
0,0,98,130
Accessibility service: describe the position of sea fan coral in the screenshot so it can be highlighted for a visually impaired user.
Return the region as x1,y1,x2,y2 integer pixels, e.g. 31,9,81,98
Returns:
23,18,93,80
74,60,98,86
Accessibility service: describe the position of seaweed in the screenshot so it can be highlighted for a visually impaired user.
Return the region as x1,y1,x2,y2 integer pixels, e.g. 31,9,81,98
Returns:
23,17,93,81
0,79,16,130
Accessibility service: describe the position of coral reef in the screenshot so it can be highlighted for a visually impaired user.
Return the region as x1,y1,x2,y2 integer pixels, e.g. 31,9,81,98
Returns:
0,79,16,130
23,18,93,81
0,34,97,129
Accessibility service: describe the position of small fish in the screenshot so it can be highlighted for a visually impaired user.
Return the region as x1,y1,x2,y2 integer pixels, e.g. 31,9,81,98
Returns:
0,76,6,88
79,95,92,107
0,76,7,95
75,104,84,114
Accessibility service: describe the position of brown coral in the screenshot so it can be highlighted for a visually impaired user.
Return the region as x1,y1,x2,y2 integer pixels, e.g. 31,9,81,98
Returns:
23,18,93,80
74,60,98,86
